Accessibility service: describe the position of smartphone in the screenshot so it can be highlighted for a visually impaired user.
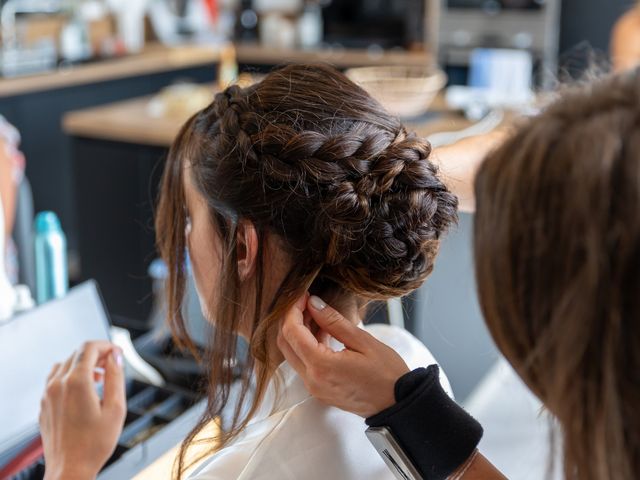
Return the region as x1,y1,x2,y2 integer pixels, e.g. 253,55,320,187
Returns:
365,426,423,480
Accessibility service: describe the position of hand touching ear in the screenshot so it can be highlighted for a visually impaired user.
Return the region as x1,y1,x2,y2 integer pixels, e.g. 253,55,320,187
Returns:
277,294,409,418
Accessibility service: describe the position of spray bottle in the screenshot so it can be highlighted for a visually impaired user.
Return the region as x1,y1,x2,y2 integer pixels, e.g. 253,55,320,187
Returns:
34,211,68,304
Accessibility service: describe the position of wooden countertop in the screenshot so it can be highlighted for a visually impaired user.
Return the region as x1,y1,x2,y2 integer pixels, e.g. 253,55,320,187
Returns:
63,93,198,147
63,91,471,148
1,42,432,99
0,43,221,98
235,42,432,68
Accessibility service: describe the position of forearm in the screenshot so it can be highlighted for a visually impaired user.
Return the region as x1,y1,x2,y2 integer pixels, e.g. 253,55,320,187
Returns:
366,366,506,480
611,11,640,73
432,129,510,213
454,453,507,480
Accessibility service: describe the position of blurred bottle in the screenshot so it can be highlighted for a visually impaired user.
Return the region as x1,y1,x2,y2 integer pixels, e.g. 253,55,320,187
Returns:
147,257,168,330
34,212,68,304
217,44,238,89
297,3,323,49
60,16,92,63
234,0,258,42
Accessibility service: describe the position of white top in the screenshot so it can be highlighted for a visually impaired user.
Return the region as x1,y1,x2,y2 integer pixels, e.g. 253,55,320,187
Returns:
189,324,452,480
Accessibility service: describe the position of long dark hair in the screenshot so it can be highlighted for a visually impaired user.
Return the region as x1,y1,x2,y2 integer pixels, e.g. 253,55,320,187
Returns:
155,64,458,478
474,69,640,480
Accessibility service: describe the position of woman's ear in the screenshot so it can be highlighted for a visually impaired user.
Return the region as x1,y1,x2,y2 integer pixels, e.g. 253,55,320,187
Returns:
236,220,258,281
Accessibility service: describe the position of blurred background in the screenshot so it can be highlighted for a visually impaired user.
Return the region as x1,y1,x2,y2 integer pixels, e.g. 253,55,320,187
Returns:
1,1,638,479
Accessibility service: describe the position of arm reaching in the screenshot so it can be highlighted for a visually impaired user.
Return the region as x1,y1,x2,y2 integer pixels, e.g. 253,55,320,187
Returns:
433,129,511,213
278,295,507,480
611,8,640,72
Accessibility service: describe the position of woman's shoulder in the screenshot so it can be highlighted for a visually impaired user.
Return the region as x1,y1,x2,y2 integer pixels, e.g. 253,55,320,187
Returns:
224,396,393,479
188,394,393,480
187,409,290,479
363,323,453,398
363,323,436,368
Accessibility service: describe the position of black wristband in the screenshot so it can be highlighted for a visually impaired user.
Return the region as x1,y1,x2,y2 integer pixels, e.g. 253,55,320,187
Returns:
365,365,483,480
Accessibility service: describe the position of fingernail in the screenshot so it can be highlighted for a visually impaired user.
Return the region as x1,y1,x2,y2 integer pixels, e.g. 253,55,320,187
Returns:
309,295,326,311
112,348,123,367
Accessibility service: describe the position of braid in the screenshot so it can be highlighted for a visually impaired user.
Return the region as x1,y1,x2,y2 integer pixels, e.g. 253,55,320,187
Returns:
193,66,458,299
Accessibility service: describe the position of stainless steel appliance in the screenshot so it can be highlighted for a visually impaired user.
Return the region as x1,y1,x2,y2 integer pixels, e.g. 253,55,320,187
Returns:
438,0,560,86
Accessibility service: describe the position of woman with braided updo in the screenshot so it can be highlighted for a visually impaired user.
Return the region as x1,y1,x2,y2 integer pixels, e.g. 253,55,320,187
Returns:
37,64,465,480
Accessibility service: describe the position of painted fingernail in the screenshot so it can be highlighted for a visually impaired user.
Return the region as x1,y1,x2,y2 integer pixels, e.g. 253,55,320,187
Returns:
309,295,326,311
112,348,123,367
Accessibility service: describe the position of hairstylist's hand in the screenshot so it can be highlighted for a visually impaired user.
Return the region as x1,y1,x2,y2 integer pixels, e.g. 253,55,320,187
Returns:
278,295,410,418
39,341,126,480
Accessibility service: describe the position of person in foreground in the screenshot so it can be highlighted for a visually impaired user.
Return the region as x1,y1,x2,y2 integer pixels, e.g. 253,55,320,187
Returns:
38,64,469,479
0,116,26,282
280,68,640,480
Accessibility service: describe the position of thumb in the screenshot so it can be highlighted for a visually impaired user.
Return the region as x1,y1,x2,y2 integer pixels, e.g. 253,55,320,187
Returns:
103,348,126,416
307,296,369,352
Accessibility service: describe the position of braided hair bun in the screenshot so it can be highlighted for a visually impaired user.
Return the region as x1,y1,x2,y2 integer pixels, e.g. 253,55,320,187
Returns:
185,64,457,299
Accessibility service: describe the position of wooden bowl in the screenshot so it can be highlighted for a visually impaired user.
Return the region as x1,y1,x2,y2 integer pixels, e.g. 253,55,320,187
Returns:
345,66,447,118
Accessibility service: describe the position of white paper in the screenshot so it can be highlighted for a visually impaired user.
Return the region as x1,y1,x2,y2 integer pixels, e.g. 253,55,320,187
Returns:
0,281,111,453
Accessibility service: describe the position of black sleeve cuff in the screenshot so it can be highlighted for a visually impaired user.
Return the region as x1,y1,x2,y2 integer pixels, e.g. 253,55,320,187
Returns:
366,365,483,480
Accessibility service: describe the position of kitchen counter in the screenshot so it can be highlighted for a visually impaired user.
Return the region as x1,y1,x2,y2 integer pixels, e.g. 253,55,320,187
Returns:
64,94,195,147
0,43,221,98
63,91,470,148
0,42,433,99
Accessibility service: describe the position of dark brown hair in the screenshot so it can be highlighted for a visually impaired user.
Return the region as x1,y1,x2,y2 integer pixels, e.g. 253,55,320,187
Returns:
156,64,457,477
474,69,640,480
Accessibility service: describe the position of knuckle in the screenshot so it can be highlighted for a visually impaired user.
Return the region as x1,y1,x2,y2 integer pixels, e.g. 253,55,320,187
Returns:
315,356,332,374
65,373,84,390
78,341,93,358
111,401,127,419
324,311,342,327
307,365,325,382
45,380,62,397
279,324,290,340
276,333,288,352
